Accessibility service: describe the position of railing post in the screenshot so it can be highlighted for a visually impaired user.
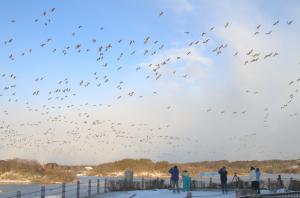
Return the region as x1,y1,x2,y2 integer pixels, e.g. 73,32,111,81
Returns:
88,179,91,198
76,180,80,198
41,186,45,198
187,192,192,198
142,177,145,190
104,178,107,193
289,177,293,190
209,177,212,187
62,183,66,198
16,191,21,198
97,179,100,194
268,178,271,190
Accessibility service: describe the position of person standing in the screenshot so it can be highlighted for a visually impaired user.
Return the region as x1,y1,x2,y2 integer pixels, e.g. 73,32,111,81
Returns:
277,175,283,189
218,166,228,194
182,170,191,192
255,168,261,194
249,167,256,191
169,166,180,193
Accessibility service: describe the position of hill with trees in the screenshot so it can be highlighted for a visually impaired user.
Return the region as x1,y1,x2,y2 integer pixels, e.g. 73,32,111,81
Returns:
0,159,76,183
90,158,300,177
1,158,299,183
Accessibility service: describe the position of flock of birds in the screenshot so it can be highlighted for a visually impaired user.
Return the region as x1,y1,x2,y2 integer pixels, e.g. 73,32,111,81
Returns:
0,6,299,162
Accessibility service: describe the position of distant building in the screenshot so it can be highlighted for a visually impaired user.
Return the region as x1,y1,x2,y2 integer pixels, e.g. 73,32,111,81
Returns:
124,169,134,183
44,163,59,169
0,160,9,173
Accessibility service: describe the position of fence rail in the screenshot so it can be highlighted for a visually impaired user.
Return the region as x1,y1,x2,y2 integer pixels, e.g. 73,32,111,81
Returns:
4,179,105,198
2,177,300,198
239,191,300,198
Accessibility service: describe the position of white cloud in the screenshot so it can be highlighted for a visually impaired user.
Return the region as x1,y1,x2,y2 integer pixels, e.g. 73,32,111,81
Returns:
169,0,194,14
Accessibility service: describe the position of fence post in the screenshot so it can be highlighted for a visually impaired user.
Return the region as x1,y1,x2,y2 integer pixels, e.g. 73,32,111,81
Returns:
209,177,212,187
41,186,45,198
289,177,293,190
104,178,107,193
76,180,80,198
16,191,21,198
187,192,192,198
142,177,145,190
97,179,100,194
62,183,66,198
268,178,271,190
88,179,91,198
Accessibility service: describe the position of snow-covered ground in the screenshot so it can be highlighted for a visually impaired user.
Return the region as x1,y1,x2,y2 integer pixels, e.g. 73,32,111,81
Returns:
95,189,236,198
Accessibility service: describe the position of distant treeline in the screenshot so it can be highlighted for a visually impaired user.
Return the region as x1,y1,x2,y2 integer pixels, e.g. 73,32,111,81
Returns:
0,159,76,183
91,158,300,177
1,158,300,183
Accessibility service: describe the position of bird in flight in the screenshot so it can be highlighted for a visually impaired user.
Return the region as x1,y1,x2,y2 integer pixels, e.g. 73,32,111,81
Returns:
273,20,279,26
256,24,261,29
224,22,229,28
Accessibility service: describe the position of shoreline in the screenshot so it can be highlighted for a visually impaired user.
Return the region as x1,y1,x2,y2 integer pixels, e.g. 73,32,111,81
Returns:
0,179,31,184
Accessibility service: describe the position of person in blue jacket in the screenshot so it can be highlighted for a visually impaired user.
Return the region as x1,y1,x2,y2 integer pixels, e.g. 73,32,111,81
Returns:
182,170,191,192
169,166,180,193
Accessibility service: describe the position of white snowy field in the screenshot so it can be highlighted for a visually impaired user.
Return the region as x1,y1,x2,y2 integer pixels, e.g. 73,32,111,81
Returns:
94,189,236,198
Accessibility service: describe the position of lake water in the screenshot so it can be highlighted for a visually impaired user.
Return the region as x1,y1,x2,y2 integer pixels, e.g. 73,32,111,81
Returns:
1,174,300,198
0,176,103,198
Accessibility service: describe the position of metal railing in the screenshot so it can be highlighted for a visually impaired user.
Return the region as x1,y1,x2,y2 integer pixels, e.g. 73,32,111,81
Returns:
239,191,300,198
1,176,300,198
3,179,106,198
186,192,300,198
2,177,167,198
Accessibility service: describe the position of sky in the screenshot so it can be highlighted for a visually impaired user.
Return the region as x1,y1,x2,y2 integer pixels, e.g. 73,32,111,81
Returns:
0,0,299,165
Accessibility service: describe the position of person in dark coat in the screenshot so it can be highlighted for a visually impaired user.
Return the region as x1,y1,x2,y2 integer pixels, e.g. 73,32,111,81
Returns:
277,175,283,189
169,166,180,193
255,168,261,194
218,166,228,194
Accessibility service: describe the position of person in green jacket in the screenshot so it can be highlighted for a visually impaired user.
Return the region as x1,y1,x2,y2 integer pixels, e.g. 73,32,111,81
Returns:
182,170,191,192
